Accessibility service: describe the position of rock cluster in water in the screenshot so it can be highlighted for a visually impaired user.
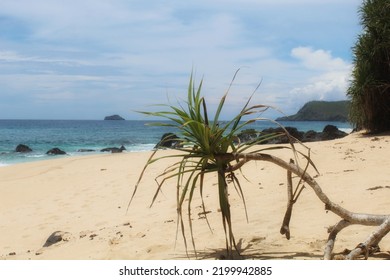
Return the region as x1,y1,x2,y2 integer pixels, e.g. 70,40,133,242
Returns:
11,144,128,156
46,148,67,155
100,145,126,153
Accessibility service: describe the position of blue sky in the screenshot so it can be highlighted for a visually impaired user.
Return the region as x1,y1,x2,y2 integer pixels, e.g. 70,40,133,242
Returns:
0,0,362,120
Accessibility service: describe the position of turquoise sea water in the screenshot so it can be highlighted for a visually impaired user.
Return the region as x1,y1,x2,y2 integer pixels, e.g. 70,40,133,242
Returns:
0,120,352,166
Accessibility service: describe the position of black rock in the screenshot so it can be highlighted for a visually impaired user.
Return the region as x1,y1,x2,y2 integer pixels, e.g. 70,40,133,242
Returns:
237,129,258,143
260,127,304,144
77,149,96,152
321,125,348,140
46,148,67,155
302,130,321,142
238,125,348,145
155,133,182,149
15,144,32,153
100,145,126,153
43,231,72,247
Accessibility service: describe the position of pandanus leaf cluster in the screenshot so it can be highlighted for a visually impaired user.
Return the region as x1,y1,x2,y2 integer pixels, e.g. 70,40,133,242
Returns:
129,71,293,257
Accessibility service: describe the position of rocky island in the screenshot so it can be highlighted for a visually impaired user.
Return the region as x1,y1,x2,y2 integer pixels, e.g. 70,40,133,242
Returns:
276,100,350,122
104,115,125,121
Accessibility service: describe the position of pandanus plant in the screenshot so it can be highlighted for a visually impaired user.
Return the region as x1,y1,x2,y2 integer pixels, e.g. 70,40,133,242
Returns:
128,71,303,257
129,71,390,259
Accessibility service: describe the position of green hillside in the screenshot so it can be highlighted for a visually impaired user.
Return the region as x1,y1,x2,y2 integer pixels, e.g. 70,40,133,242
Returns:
276,101,350,122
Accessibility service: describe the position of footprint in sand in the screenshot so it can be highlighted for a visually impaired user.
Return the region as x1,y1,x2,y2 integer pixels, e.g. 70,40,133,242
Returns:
109,231,124,245
89,233,98,240
309,239,326,251
79,230,94,239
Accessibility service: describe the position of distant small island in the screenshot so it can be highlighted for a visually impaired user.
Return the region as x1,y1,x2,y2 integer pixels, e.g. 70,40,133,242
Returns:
276,100,350,122
104,114,125,121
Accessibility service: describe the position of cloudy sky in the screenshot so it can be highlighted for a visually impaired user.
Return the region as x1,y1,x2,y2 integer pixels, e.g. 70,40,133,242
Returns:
0,0,362,120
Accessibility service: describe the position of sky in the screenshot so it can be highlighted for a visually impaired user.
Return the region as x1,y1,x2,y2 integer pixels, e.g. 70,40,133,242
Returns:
0,0,363,120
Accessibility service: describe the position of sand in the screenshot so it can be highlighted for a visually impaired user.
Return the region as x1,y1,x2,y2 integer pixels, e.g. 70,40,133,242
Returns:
0,132,389,260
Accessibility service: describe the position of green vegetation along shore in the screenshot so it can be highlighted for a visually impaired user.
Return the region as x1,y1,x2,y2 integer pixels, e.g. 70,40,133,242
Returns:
276,100,350,122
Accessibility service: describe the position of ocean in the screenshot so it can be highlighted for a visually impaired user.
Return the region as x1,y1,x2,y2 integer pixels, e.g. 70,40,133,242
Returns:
0,119,352,166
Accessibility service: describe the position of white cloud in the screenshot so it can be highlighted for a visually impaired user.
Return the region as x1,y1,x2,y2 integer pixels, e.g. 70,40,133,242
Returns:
0,50,35,62
291,47,350,72
0,0,360,119
290,71,350,99
284,47,352,113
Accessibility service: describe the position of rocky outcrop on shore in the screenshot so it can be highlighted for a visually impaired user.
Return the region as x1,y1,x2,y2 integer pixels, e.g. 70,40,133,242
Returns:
100,145,126,153
155,133,183,149
237,125,348,144
155,125,348,149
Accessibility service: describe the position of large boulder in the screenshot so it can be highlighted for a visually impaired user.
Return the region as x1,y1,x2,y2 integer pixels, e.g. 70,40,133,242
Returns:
260,127,304,144
101,145,126,153
237,129,258,143
46,148,67,155
321,125,348,140
302,130,321,142
155,133,182,149
15,144,32,153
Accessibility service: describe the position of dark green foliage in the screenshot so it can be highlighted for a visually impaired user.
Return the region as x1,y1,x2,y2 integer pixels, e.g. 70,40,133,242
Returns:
129,71,297,258
348,0,390,133
276,101,350,122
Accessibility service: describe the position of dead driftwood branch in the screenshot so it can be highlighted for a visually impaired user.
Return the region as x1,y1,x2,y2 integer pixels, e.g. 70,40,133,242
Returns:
279,159,305,240
324,220,351,260
217,152,390,259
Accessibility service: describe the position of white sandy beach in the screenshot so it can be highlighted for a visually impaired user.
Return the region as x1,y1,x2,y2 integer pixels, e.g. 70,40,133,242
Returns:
0,132,389,260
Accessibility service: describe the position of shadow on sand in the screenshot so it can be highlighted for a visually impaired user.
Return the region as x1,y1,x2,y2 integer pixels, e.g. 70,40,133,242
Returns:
171,238,390,260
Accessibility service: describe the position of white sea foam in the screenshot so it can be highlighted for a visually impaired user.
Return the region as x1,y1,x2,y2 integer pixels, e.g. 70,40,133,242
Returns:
339,128,353,134
25,154,46,158
128,144,156,152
